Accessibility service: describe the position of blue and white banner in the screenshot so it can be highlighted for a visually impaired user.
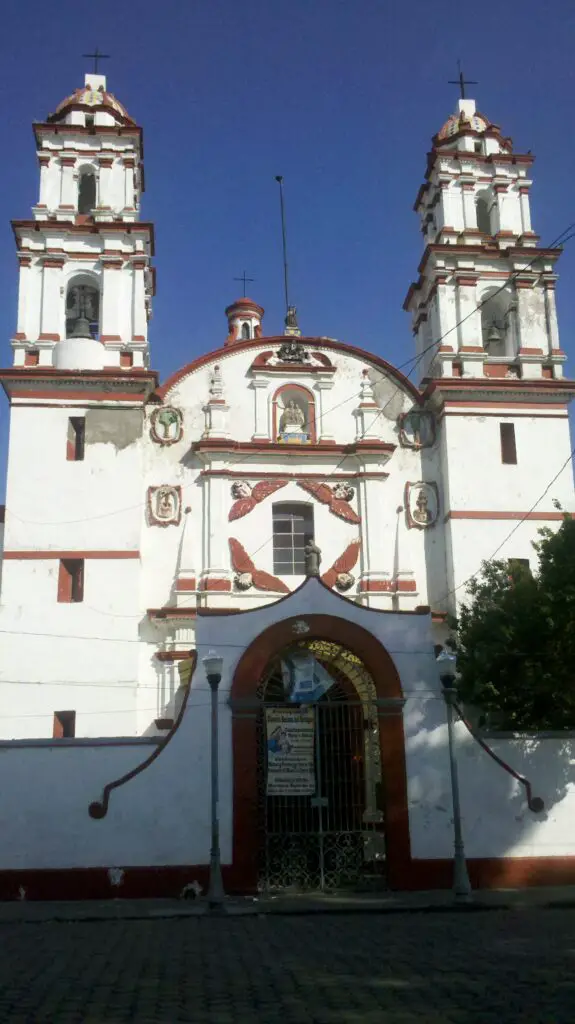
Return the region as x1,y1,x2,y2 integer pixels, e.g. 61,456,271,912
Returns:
281,652,334,703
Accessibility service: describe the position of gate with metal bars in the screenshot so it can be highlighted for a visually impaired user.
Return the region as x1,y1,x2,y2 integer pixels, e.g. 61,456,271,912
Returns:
257,696,387,893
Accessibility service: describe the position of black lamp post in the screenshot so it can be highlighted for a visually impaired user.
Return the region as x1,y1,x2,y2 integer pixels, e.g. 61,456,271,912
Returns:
436,650,473,904
202,650,225,909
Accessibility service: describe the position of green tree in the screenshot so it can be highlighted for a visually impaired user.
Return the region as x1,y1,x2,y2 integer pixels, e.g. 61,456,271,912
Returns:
449,514,575,730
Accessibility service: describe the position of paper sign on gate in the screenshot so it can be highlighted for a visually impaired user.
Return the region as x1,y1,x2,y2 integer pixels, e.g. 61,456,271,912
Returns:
265,707,315,796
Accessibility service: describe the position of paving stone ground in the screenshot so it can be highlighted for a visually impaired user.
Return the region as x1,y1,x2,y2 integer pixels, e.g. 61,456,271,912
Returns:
0,909,574,1022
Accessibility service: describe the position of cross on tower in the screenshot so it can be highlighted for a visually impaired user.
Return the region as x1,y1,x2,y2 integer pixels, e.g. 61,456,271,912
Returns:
82,48,110,75
234,271,254,297
448,60,477,100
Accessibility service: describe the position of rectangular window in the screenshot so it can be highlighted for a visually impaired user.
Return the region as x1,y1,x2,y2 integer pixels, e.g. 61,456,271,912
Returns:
24,349,39,367
53,711,76,739
66,417,85,461
272,502,314,576
500,422,517,464
57,559,84,603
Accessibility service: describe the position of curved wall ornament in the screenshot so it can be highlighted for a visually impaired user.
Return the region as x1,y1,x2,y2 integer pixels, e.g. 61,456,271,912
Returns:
321,539,361,591
229,538,290,594
150,406,183,446
404,482,439,529
398,410,436,449
88,653,197,820
229,479,288,521
298,480,361,524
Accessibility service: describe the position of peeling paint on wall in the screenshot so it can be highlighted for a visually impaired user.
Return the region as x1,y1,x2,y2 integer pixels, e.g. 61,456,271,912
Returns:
85,410,143,450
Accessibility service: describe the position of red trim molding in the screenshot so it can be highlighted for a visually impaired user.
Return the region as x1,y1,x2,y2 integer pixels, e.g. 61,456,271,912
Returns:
358,579,417,593
445,511,574,522
2,856,575,901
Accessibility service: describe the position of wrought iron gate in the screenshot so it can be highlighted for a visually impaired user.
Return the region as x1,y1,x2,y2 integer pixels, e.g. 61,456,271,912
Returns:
257,697,387,892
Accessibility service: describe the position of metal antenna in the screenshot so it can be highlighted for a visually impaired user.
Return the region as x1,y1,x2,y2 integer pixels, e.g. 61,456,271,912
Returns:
275,175,290,315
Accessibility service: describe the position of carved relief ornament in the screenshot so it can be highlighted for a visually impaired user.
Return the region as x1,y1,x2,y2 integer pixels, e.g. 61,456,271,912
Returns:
150,406,184,446
148,485,182,527
404,482,439,530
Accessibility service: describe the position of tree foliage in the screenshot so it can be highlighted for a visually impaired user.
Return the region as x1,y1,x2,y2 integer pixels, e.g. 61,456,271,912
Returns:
448,514,575,730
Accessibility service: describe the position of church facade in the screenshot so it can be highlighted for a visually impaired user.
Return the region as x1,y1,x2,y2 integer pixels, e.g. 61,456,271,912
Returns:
0,75,574,897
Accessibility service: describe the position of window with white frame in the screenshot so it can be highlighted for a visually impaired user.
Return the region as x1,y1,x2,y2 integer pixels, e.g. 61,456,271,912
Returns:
272,502,314,575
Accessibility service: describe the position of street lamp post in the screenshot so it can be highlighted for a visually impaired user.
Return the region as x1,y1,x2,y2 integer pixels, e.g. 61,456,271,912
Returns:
436,650,473,905
202,650,225,910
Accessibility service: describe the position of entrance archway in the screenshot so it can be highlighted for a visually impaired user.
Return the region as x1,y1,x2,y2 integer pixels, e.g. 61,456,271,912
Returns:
230,614,411,892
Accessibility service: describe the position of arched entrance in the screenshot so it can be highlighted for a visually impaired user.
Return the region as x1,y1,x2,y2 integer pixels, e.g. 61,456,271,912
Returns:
230,614,411,893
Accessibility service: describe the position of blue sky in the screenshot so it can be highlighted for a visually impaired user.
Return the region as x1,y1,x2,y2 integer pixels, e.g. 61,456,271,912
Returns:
1,0,575,500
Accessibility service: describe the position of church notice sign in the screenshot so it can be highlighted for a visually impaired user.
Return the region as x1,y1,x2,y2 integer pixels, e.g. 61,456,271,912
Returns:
265,707,315,796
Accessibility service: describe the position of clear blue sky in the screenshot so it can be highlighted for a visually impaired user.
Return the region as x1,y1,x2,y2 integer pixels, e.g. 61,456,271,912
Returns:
1,0,575,501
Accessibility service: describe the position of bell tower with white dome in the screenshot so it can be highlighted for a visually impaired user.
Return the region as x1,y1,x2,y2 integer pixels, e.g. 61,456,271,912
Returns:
404,95,565,382
11,72,154,371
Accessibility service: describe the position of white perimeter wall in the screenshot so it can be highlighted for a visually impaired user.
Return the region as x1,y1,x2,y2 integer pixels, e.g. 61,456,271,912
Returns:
0,581,574,879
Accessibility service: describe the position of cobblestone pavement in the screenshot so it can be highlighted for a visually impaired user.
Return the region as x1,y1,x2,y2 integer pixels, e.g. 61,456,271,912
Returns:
1,909,575,1022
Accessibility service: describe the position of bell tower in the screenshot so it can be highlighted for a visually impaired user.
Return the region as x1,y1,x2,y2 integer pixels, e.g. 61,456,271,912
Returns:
404,95,565,382
11,72,154,370
404,90,575,616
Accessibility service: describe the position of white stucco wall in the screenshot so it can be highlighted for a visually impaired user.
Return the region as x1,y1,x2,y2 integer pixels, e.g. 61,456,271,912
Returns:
0,582,573,883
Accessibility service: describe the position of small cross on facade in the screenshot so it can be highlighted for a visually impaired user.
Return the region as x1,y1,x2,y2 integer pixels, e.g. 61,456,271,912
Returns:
83,48,110,75
448,60,477,100
234,271,254,297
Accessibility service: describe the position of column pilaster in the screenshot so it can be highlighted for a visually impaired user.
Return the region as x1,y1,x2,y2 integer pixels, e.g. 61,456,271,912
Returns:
250,379,270,440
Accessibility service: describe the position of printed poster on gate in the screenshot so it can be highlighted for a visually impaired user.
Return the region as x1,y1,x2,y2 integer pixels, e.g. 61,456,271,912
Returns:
265,707,315,796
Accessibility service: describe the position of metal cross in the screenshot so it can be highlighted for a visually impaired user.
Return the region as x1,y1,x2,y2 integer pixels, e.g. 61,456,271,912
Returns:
82,48,110,74
448,60,477,100
234,271,254,297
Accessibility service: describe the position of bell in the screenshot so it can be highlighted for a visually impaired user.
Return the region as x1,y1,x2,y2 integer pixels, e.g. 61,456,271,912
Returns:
486,323,501,345
70,316,92,338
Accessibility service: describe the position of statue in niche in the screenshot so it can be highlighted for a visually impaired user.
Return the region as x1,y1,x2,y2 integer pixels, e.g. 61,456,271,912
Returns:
148,485,182,527
279,399,306,434
413,489,432,525
405,481,438,530
304,538,322,577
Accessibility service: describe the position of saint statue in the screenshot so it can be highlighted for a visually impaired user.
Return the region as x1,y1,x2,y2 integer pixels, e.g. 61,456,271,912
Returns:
279,399,306,435
413,489,432,525
304,538,322,577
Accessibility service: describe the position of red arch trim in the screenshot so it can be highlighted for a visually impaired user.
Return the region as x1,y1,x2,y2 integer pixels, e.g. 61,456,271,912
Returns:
229,613,412,892
156,337,423,404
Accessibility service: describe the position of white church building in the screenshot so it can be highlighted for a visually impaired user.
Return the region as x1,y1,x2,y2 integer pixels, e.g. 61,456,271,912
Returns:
0,75,573,899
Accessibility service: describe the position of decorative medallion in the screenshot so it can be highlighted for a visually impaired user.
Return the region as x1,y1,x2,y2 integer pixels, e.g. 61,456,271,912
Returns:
297,480,361,524
398,409,436,449
148,485,182,527
229,538,290,594
404,482,439,530
150,406,183,446
229,479,288,521
321,540,361,591
292,620,310,635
